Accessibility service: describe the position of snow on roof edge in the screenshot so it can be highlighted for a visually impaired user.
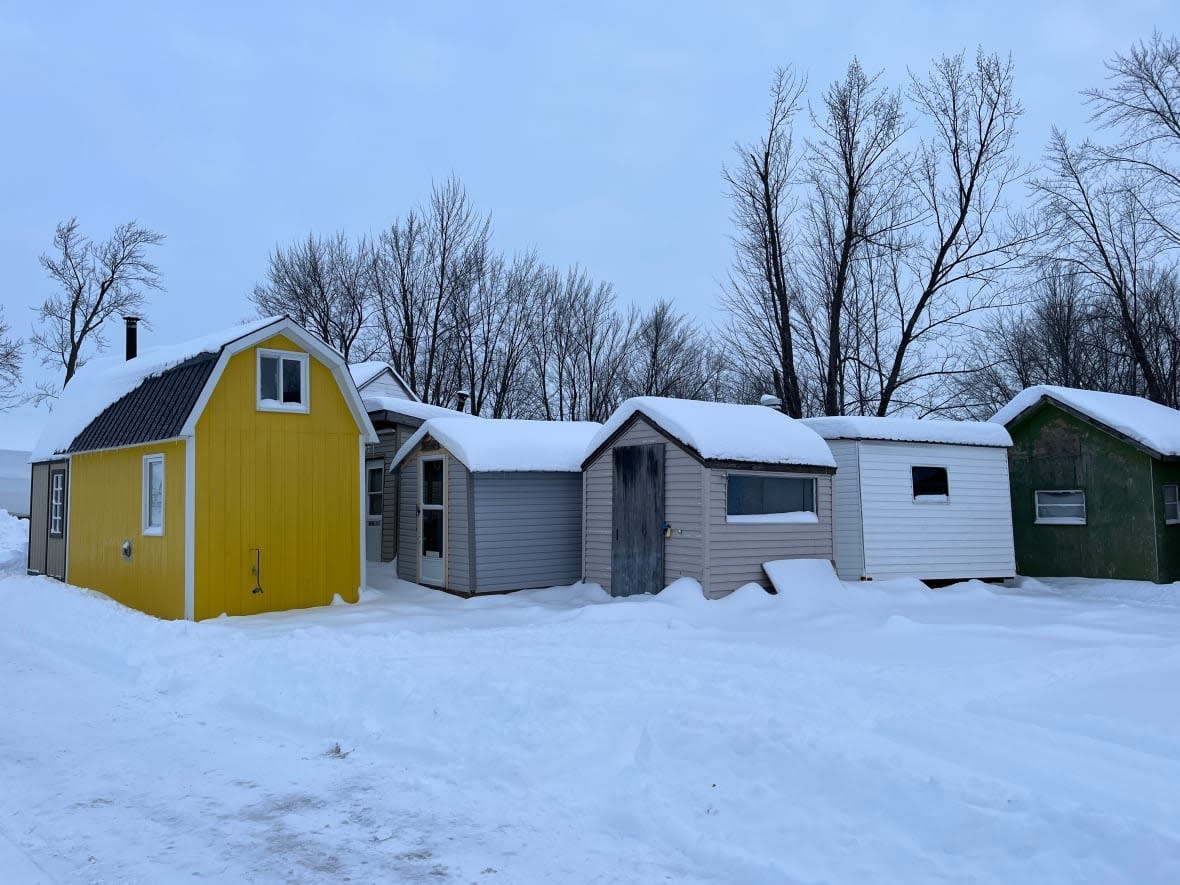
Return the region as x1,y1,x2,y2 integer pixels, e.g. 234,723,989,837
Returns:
801,416,1012,447
585,397,837,469
990,385,1180,457
392,417,602,473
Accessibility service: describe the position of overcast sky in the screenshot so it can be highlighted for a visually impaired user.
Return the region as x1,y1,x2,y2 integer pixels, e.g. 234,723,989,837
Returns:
0,1,1172,392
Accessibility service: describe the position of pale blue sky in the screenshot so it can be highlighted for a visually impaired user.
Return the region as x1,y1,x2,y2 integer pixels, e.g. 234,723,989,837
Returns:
0,1,1171,390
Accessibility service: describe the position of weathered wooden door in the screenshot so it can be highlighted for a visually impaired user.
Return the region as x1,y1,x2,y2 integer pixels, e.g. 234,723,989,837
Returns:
611,444,664,596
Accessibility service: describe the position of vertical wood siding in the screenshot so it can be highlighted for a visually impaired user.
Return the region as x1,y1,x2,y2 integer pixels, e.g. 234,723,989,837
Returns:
859,441,1016,580
472,473,582,592
195,333,361,619
826,440,867,580
68,442,186,618
705,470,834,598
27,462,50,574
582,416,705,594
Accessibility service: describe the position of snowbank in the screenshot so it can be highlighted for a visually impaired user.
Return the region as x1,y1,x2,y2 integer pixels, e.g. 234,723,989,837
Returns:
588,397,837,468
32,316,282,460
803,415,1012,447
0,510,27,573
991,385,1180,456
392,417,602,472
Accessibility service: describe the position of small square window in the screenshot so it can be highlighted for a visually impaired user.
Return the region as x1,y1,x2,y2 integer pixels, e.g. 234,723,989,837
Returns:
257,349,309,412
143,454,165,535
1035,490,1086,525
911,466,949,499
1165,484,1179,525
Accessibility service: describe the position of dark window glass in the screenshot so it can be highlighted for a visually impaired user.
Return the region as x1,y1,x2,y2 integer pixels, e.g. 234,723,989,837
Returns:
421,510,443,558
911,466,949,497
367,467,384,516
422,459,444,506
281,358,302,403
260,356,279,401
727,475,815,515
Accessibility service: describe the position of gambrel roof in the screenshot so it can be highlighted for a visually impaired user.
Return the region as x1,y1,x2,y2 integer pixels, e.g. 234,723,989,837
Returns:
33,317,376,460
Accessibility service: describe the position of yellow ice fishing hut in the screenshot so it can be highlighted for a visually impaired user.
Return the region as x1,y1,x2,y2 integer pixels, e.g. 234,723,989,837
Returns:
26,316,378,619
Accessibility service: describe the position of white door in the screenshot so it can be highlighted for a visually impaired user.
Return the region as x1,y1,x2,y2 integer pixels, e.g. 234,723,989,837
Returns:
365,460,384,562
419,456,446,586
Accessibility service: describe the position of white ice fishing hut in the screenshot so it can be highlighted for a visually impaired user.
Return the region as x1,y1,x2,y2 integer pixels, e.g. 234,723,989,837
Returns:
802,416,1016,583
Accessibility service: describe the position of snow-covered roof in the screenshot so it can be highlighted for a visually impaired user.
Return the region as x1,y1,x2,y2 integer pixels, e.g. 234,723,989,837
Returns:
587,397,837,469
991,385,1180,457
33,317,285,461
364,395,475,424
349,362,389,388
802,416,1012,447
393,417,602,473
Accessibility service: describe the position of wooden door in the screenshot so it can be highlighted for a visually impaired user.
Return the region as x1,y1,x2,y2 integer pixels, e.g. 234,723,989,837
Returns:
611,444,665,596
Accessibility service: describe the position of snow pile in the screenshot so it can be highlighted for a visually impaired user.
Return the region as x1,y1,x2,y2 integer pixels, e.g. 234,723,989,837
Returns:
31,316,283,460
588,397,837,468
0,510,27,573
991,385,1180,456
363,395,475,424
3,566,1179,882
803,415,1012,447
393,417,602,472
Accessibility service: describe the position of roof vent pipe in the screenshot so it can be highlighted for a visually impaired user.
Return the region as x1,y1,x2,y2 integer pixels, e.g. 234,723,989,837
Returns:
123,316,140,361
759,394,782,408
452,390,470,413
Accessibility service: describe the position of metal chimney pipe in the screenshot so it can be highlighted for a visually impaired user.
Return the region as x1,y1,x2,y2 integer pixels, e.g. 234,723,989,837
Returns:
124,316,140,361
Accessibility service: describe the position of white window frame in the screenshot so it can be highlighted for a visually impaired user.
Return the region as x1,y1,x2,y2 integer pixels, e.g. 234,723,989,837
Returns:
142,454,165,536
1034,489,1086,526
1165,484,1180,525
49,470,65,538
256,348,310,413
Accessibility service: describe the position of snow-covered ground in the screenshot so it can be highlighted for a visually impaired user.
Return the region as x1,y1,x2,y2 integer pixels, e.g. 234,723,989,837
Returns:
1,512,1178,883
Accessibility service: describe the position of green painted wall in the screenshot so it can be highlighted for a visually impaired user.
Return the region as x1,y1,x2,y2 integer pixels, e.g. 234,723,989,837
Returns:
1153,460,1180,583
1006,404,1165,581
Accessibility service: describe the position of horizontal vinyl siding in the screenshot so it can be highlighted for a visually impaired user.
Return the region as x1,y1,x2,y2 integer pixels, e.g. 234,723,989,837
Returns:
706,470,834,598
473,473,582,592
397,453,417,583
582,417,705,594
447,456,471,594
367,428,401,562
583,455,612,591
827,440,867,580
859,441,1016,580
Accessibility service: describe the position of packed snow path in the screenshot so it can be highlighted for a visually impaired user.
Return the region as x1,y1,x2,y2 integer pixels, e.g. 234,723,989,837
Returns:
1,547,1179,880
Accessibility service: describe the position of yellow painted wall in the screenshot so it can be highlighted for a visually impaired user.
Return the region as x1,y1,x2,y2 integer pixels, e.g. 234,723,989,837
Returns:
194,333,362,619
67,439,187,619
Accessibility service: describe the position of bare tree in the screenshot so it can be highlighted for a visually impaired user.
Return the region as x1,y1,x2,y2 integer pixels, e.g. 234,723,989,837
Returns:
250,231,371,361
800,59,908,415
624,299,724,400
721,67,808,416
32,218,165,388
0,307,21,411
873,50,1029,415
1034,130,1171,402
1085,32,1180,245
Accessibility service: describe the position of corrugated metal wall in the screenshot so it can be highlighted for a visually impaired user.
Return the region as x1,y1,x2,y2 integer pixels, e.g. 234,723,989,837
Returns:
27,462,49,574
